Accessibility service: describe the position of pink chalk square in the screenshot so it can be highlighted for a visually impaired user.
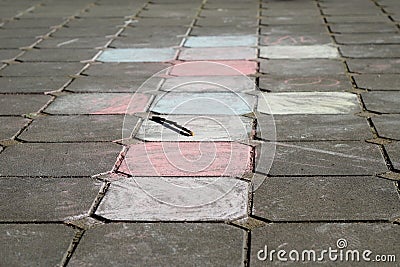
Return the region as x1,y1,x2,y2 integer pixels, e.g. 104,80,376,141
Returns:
119,142,253,177
169,61,258,76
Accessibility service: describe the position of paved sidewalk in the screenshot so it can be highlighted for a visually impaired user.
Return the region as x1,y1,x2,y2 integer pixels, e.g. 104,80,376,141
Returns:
0,0,399,266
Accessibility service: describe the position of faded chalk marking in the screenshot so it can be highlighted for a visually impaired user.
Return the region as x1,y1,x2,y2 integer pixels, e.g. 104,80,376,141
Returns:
260,45,339,59
57,38,79,47
184,35,257,47
98,48,176,62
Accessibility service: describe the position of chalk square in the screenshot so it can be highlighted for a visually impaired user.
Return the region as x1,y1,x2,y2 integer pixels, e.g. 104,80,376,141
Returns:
260,45,339,59
170,61,258,76
184,35,257,47
98,48,176,62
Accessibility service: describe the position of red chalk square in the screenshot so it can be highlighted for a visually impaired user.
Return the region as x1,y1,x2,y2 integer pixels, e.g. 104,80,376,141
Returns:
119,142,253,177
169,61,258,76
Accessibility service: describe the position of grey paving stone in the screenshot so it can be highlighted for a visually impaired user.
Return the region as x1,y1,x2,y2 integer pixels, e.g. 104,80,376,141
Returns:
261,9,318,17
201,8,258,17
0,28,47,38
66,18,126,28
0,117,29,140
38,37,107,49
130,17,193,27
347,59,400,73
0,177,100,221
362,91,400,113
340,45,400,58
196,16,257,27
0,49,21,60
0,142,121,176
335,33,400,44
385,142,400,170
371,115,400,140
353,74,400,90
190,26,258,36
2,18,64,28
0,224,74,266
122,25,188,38
0,37,35,49
325,15,391,23
69,223,244,266
256,141,386,176
260,16,324,25
0,76,68,93
19,48,96,62
261,25,328,35
0,62,85,76
83,62,170,77
259,75,352,92
251,223,400,266
260,59,345,76
259,34,331,46
19,115,135,142
257,114,372,141
79,7,142,18
322,8,383,16
140,9,195,18
253,176,400,221
50,26,119,37
110,35,182,48
0,94,51,115
329,23,398,33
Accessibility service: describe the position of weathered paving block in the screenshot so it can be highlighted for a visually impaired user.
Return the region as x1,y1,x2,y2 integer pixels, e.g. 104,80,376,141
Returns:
371,115,400,140
50,26,118,38
0,62,85,76
340,45,400,58
0,117,29,140
38,37,108,49
0,38,34,49
45,93,152,115
170,60,258,76
119,142,253,177
347,59,400,74
335,33,400,45
110,35,181,49
256,141,387,176
325,15,391,23
0,143,121,176
361,91,400,113
260,16,324,25
0,94,51,115
83,62,170,77
151,92,255,115
329,23,398,33
259,34,331,46
19,115,137,142
257,92,359,115
0,28,47,38
18,48,96,62
257,114,372,141
179,47,256,61
190,25,257,36
161,75,255,92
260,25,327,35
2,18,64,28
353,74,400,90
259,75,351,92
251,223,400,266
201,8,257,17
96,177,249,221
260,45,339,59
0,224,74,267
385,142,400,170
136,115,253,142
129,17,193,27
0,177,100,221
98,48,176,62
0,49,21,60
69,223,244,266
184,35,257,47
253,176,400,221
196,16,257,27
260,59,344,76
0,76,69,93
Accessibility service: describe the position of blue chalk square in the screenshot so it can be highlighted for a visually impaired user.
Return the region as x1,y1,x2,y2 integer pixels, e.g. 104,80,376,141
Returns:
184,35,257,47
97,48,176,62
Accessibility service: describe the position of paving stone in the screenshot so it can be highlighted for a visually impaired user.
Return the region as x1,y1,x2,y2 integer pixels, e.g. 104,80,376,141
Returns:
201,8,257,17
69,223,244,266
347,59,400,73
45,93,152,115
66,76,162,93
0,28,47,38
2,18,64,28
259,34,332,46
0,117,29,140
250,223,400,266
83,62,170,77
322,8,384,16
66,18,126,28
151,92,255,115
261,9,319,17
0,37,35,49
170,60,258,76
0,76,69,93
119,142,253,177
130,17,193,27
257,92,359,115
260,25,328,35
0,94,51,115
190,26,258,36
179,47,256,61
0,177,100,221
38,37,108,48
353,74,400,90
195,16,257,27
0,62,85,76
96,177,249,221
140,9,195,18
0,224,74,266
260,59,344,76
260,16,324,25
50,26,118,37
371,115,400,140
19,48,96,62
19,115,137,142
340,45,400,58
385,142,400,170
98,48,176,63
0,142,121,176
325,15,391,23
161,75,255,92
257,114,372,141
259,75,352,92
361,91,400,113
260,45,339,59
329,23,398,33
0,49,21,60
335,33,400,45
136,115,253,142
257,141,387,176
184,35,257,47
253,176,400,221
110,35,182,48
122,25,187,38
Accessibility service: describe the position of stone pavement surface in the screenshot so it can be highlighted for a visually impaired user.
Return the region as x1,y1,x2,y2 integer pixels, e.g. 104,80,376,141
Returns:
0,0,399,266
